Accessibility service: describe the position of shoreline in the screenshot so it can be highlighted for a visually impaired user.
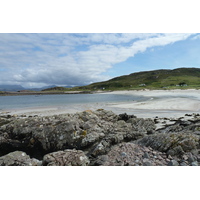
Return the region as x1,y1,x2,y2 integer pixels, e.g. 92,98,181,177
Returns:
0,90,112,96
2,106,200,166
0,88,199,96
1,89,200,118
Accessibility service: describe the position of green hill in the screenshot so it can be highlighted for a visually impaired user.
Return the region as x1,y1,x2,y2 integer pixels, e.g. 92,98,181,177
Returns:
75,67,200,91
42,86,67,92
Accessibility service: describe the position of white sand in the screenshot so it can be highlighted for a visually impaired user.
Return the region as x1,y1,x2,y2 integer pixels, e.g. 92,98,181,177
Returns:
106,89,200,118
2,89,200,118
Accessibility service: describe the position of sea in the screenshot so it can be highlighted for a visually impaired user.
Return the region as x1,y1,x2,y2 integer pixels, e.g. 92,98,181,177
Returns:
0,93,148,110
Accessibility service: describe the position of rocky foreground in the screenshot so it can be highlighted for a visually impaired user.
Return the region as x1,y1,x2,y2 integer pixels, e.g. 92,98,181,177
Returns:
1,109,200,166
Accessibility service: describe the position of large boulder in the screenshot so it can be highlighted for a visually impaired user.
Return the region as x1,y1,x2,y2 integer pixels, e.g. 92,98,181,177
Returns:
137,132,200,157
156,115,200,135
0,110,155,159
0,117,11,127
0,151,41,166
43,149,90,166
87,118,155,157
92,142,168,166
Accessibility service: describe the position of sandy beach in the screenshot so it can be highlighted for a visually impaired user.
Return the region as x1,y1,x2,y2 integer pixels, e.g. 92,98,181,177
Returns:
105,89,200,118
1,89,200,118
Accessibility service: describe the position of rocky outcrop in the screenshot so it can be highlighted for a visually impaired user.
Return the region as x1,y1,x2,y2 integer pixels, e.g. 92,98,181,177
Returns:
92,142,169,166
0,151,41,166
118,113,137,121
43,149,90,166
137,132,200,157
155,114,200,134
1,110,200,166
0,110,155,159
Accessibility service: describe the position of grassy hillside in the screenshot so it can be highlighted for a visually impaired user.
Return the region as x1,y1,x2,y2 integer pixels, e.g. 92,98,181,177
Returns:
42,86,68,92
74,67,200,91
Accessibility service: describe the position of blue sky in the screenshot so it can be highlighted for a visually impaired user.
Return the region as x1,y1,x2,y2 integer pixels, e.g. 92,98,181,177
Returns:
0,33,200,88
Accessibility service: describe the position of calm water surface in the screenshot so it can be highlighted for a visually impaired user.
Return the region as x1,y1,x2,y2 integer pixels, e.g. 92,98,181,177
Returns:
0,93,148,110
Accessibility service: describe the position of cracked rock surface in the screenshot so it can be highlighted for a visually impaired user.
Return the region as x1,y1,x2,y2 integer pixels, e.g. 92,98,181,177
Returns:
1,110,200,166
43,149,90,166
0,151,41,166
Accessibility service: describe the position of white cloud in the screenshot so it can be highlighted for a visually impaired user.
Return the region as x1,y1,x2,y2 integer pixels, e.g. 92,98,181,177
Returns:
66,33,162,45
191,33,200,40
0,33,195,88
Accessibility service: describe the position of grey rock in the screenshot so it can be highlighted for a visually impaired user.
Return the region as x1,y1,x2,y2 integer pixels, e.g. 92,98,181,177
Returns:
167,146,184,156
0,151,41,166
118,113,136,121
143,152,150,159
0,110,117,157
180,162,188,166
179,120,191,126
167,160,179,166
93,155,109,166
2,109,150,159
0,117,11,127
43,149,90,166
127,118,156,135
188,154,196,163
91,141,110,156
168,155,173,159
143,158,153,166
93,142,168,166
196,155,200,162
137,132,200,157
182,154,188,160
121,152,127,157
2,109,200,166
191,161,198,166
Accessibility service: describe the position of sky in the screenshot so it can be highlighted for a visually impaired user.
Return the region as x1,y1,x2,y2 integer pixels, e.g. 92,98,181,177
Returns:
1,0,200,198
0,33,200,88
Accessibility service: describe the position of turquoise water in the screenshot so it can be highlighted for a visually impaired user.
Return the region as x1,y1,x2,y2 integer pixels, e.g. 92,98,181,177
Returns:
0,93,148,110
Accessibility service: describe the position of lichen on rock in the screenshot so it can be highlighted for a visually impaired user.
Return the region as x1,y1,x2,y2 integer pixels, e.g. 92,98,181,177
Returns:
43,149,90,166
1,110,200,166
0,151,41,166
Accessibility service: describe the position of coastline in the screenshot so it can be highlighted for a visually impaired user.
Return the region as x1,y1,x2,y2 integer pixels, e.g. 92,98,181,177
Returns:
1,89,200,118
0,90,95,96
0,90,112,96
1,89,200,166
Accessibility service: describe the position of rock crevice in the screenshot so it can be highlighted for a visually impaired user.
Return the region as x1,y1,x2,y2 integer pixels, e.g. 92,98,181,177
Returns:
1,110,200,166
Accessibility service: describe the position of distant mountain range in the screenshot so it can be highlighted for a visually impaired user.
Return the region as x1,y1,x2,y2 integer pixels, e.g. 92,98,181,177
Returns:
28,85,58,91
0,85,73,92
0,85,25,92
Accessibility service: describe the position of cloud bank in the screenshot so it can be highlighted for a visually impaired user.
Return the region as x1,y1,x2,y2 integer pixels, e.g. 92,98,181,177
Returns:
0,33,197,88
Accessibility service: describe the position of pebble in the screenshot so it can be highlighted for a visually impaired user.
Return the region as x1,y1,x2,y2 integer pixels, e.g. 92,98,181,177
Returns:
157,155,163,160
167,160,179,166
168,155,173,159
121,152,127,157
152,151,157,155
197,156,200,162
143,159,153,166
180,162,188,166
182,155,188,160
188,155,196,163
143,152,150,159
191,161,198,166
